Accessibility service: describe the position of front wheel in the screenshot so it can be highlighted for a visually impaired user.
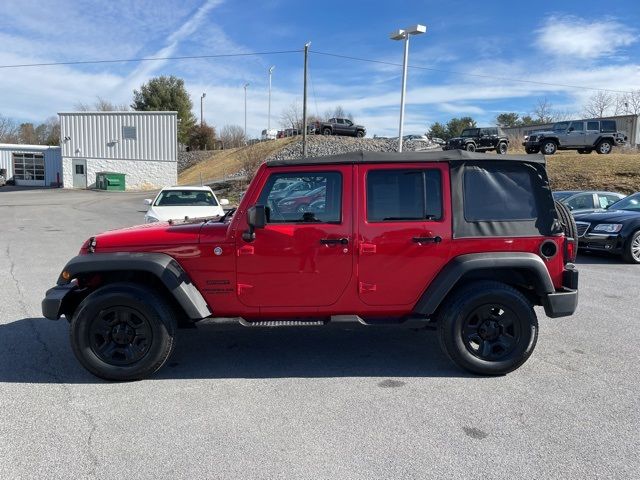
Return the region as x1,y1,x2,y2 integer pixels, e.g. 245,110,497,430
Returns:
623,230,640,264
437,281,538,375
322,128,332,136
356,130,365,138
496,142,508,154
70,283,177,381
541,140,557,155
465,143,476,152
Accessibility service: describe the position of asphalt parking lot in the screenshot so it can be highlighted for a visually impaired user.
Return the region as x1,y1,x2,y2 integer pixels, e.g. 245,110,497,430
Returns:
1,187,638,479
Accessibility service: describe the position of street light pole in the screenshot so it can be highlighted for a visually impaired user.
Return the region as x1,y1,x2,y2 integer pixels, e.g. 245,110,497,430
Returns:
243,82,249,143
302,42,310,157
390,24,426,152
200,92,206,127
268,66,275,132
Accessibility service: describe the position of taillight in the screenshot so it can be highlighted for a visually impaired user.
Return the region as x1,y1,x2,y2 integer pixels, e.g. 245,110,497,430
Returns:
564,237,577,263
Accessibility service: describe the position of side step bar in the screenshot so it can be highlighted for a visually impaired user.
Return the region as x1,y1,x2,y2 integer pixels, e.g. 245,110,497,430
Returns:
235,315,433,328
239,318,326,327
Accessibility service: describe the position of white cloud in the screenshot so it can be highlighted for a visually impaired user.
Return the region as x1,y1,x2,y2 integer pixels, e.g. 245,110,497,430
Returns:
536,17,637,59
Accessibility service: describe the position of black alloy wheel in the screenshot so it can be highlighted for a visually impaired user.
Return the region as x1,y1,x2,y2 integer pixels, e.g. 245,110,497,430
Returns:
497,142,508,154
465,143,476,152
461,304,520,360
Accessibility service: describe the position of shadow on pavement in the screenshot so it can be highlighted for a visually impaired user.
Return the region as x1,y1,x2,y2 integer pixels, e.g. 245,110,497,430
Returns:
0,318,467,383
575,252,629,265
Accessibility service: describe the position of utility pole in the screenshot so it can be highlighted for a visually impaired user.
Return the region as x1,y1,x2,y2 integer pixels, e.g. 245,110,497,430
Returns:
200,92,206,127
268,66,275,132
243,82,249,143
302,42,310,157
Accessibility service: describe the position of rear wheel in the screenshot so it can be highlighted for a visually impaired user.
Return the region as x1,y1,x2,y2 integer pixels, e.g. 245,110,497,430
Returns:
322,127,332,136
596,140,612,154
437,281,538,375
622,230,640,264
541,140,557,155
70,283,177,381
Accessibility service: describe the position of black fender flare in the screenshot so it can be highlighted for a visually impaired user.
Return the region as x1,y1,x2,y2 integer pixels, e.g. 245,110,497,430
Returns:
412,252,555,316
56,252,211,320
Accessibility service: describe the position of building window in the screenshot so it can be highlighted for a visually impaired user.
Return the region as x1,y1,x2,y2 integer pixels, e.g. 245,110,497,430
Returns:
13,152,45,181
122,126,137,140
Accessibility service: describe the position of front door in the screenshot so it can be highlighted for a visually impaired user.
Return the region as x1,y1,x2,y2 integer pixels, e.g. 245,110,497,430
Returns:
235,166,353,308
72,159,87,188
357,163,451,306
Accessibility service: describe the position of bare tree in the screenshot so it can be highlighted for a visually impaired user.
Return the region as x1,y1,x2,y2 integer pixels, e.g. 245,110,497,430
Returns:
280,101,303,130
0,115,19,143
532,97,556,124
75,96,129,111
616,90,640,115
219,125,246,148
323,105,353,121
583,91,615,118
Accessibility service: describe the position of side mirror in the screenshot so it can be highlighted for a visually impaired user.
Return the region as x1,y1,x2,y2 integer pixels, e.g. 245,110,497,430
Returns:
242,205,266,242
219,198,230,206
144,199,152,206
568,127,574,132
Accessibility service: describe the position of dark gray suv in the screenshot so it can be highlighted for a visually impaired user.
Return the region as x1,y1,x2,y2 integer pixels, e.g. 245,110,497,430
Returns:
523,119,627,155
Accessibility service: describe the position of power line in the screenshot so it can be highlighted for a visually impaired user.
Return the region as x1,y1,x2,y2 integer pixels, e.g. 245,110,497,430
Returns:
0,50,303,69
310,50,635,95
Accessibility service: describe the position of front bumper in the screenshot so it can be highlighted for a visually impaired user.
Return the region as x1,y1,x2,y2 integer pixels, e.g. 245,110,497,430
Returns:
578,233,624,254
523,140,541,148
42,283,77,320
542,264,579,318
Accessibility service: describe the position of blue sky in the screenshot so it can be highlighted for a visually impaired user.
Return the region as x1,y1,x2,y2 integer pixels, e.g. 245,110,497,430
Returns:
1,0,639,137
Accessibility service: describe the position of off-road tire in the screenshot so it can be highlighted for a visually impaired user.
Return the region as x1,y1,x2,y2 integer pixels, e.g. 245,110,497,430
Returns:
554,200,578,243
70,282,177,381
622,230,640,264
465,143,476,152
437,281,538,375
596,140,612,155
356,130,365,138
496,142,508,154
322,127,332,136
541,140,557,155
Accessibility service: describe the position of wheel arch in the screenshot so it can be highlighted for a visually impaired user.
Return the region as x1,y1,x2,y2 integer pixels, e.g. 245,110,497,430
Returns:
413,252,555,317
56,253,211,321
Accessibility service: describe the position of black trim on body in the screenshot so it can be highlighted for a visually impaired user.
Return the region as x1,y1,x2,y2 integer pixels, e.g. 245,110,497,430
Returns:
47,252,211,320
412,252,556,316
42,284,77,320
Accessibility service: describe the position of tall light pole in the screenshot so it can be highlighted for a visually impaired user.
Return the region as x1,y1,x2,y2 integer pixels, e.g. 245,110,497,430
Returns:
243,82,250,143
200,92,206,127
268,66,275,132
390,24,426,152
302,42,310,157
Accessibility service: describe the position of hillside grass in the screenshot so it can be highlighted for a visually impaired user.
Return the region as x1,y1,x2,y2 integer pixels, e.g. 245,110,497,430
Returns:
178,137,296,185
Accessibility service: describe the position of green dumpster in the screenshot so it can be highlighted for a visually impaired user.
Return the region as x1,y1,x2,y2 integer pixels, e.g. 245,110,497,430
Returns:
96,172,126,191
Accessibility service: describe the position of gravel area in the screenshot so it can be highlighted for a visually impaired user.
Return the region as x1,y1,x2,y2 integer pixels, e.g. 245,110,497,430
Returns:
266,135,440,163
178,150,216,173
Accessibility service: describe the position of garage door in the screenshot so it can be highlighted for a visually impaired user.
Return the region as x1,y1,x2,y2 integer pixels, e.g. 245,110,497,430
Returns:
13,152,45,186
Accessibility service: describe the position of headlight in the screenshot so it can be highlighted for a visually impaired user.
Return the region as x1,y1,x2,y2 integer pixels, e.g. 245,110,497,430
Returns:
592,223,623,233
280,200,296,206
145,216,160,223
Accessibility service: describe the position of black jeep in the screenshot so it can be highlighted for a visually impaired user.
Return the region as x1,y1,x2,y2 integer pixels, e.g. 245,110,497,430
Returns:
443,127,509,154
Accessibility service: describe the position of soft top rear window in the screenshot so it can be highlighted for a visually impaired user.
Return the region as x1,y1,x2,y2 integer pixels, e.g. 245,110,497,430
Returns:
463,167,538,222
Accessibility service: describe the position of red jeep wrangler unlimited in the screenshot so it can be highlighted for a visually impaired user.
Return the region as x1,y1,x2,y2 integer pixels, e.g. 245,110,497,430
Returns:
43,151,579,381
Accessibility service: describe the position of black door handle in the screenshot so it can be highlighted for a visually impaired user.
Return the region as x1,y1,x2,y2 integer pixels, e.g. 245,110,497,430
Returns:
320,238,349,245
412,236,442,244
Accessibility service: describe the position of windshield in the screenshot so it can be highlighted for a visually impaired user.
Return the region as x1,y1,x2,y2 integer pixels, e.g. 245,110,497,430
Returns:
154,190,218,207
553,192,575,201
607,193,640,212
460,128,479,137
552,122,570,131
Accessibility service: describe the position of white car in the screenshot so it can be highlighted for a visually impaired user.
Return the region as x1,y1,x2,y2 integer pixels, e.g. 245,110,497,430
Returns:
144,186,229,223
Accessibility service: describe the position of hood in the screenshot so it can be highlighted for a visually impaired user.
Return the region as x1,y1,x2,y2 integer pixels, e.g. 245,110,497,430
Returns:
574,209,640,223
147,205,224,222
93,221,204,249
530,130,556,137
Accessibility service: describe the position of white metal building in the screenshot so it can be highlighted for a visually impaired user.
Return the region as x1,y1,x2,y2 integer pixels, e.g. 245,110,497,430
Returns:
0,144,62,186
59,111,178,190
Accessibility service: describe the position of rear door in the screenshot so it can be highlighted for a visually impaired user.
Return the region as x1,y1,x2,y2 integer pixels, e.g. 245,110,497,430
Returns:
585,121,600,147
357,163,451,306
566,121,586,147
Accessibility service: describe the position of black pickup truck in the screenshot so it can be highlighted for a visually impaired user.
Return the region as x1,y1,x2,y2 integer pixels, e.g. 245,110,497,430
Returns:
311,118,366,137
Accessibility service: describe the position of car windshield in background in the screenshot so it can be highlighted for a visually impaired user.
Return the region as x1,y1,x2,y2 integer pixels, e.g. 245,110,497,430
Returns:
608,193,640,212
552,122,570,131
553,192,575,201
155,190,218,207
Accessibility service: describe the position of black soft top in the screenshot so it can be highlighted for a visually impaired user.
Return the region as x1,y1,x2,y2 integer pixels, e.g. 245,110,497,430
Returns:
266,149,545,167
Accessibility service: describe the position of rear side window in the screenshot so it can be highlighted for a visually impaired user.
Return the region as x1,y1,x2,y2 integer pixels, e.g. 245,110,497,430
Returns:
464,167,538,221
601,120,616,133
587,121,599,130
367,169,442,222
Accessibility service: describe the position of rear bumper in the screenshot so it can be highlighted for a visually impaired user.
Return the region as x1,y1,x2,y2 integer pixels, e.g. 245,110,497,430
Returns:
42,283,77,320
542,265,579,318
